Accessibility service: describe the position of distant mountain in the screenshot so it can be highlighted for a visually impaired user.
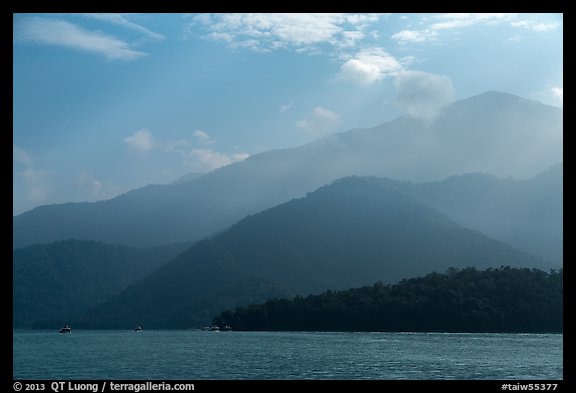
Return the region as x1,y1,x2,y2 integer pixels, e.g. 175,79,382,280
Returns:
13,92,563,250
13,240,190,328
172,172,205,184
75,177,550,329
373,163,563,263
214,267,563,333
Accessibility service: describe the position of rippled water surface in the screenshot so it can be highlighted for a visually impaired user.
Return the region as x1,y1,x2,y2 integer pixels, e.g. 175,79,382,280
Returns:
13,330,562,380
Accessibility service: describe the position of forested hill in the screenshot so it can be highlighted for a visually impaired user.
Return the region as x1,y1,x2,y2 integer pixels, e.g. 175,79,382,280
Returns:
13,240,190,328
214,267,563,333
77,177,549,329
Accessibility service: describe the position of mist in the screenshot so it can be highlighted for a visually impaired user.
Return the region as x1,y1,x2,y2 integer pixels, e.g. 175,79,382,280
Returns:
14,91,562,256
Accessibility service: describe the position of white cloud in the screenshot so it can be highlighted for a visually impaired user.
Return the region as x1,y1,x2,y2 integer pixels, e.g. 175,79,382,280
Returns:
232,153,250,161
343,13,382,26
392,29,433,44
430,13,516,30
164,131,249,172
394,71,455,121
337,48,402,86
189,13,385,53
511,20,561,32
165,138,191,153
551,87,563,105
399,56,418,66
297,107,340,137
79,13,165,40
13,145,34,166
503,35,522,44
124,129,155,152
23,168,51,202
14,17,145,60
391,14,514,45
13,145,53,204
336,30,366,49
77,171,103,197
392,13,559,45
279,100,293,113
123,127,248,173
182,148,249,172
193,129,216,145
193,130,210,140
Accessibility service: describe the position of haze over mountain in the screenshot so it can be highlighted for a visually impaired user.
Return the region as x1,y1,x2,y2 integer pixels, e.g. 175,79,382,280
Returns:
372,163,563,263
74,177,551,329
13,240,190,328
172,172,205,184
13,92,563,251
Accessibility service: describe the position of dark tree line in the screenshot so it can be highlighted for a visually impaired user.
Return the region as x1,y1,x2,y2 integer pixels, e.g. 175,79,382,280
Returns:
214,267,562,333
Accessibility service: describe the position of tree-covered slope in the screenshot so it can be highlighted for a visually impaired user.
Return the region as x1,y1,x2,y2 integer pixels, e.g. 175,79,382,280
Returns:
214,267,563,333
78,177,549,329
13,240,190,328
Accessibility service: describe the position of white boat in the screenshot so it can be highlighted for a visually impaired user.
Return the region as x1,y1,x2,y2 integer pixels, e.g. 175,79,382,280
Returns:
201,325,227,331
59,325,71,334
134,325,142,332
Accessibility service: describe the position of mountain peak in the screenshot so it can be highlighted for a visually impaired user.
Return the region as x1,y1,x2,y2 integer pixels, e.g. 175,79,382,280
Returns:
473,90,522,100
14,91,562,249
452,90,559,110
76,173,548,328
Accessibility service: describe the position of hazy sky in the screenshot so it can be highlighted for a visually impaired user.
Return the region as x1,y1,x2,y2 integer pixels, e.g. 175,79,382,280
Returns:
13,13,563,215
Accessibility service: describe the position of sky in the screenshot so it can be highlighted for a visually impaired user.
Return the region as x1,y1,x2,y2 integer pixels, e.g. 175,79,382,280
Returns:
12,13,563,215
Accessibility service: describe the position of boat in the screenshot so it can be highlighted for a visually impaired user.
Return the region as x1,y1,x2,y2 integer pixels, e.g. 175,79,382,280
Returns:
134,325,142,332
201,325,227,331
59,325,71,334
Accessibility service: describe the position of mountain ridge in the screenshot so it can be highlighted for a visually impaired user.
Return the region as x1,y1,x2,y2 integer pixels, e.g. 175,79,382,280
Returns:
73,175,552,329
13,91,563,251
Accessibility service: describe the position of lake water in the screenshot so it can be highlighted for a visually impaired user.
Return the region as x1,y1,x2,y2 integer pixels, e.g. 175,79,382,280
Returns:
13,330,562,380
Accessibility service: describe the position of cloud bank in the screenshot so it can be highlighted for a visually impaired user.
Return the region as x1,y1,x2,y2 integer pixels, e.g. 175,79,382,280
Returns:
391,13,561,44
189,13,383,53
394,71,455,121
79,13,165,41
297,107,341,137
337,48,402,86
124,129,155,152
126,129,250,173
14,17,145,60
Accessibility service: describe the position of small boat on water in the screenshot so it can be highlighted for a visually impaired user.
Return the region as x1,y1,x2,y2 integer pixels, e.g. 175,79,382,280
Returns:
134,325,142,332
59,325,71,334
200,325,231,331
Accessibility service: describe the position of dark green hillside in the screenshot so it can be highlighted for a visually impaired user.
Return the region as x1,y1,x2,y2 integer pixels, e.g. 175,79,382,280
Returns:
78,177,549,329
13,240,190,328
215,267,562,333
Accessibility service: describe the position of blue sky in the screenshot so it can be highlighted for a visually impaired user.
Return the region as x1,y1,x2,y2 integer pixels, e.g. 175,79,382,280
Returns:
13,13,563,215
